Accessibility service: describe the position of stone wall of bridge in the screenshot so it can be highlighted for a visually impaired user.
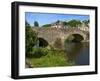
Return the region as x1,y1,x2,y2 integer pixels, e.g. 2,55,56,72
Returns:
32,27,89,45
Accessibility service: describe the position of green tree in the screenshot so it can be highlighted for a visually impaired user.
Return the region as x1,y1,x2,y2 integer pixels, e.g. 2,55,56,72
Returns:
42,24,51,27
34,21,39,27
82,20,89,27
25,20,30,26
25,25,38,56
67,20,82,27
63,21,68,26
56,20,60,23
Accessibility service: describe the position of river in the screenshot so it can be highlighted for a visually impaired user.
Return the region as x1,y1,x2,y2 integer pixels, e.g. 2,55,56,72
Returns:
65,42,89,65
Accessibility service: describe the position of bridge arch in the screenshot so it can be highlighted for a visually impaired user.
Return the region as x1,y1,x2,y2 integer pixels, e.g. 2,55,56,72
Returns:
38,37,49,47
32,27,89,47
65,34,84,42
63,31,87,43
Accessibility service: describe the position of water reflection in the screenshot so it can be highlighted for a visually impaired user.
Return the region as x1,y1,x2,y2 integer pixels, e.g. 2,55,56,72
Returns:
65,42,89,65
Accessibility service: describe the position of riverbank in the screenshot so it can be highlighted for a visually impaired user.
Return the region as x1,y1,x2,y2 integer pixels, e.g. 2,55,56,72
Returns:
25,50,74,68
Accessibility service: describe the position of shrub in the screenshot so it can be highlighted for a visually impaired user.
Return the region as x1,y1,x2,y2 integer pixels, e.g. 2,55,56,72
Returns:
25,26,38,57
29,48,49,58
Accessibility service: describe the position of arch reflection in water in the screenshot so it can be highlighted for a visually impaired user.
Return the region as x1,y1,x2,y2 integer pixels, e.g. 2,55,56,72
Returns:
64,42,89,65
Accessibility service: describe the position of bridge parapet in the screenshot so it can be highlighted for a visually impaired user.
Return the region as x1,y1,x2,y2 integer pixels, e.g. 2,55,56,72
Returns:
32,27,89,45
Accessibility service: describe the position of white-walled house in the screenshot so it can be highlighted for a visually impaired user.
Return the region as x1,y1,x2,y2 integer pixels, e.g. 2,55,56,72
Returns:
78,23,89,31
51,21,65,28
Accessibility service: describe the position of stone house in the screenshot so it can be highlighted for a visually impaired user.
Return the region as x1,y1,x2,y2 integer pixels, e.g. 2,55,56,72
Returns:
51,21,65,28
78,23,89,31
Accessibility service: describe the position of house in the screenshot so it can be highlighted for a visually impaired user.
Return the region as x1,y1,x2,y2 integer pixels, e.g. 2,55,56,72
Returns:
78,23,89,31
51,21,65,28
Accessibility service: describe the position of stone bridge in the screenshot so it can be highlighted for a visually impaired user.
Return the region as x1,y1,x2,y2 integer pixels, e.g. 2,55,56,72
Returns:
32,27,89,47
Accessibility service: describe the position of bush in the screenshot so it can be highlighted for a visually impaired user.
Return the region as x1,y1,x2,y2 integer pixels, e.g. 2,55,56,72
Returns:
34,21,39,27
25,26,38,56
28,48,49,58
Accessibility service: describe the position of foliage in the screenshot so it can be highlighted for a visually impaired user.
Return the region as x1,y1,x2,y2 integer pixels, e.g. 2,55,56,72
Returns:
63,21,68,26
25,20,30,26
25,25,38,56
42,24,51,27
82,20,89,24
82,20,89,27
26,50,74,67
56,20,60,23
31,48,48,58
34,21,39,27
67,20,82,27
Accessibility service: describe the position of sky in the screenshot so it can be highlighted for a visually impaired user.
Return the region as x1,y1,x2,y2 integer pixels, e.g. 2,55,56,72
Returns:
25,12,89,26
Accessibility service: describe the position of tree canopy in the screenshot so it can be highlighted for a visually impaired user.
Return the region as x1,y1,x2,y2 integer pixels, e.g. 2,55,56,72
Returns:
42,24,51,27
25,25,38,56
82,20,89,27
67,20,82,27
34,21,39,27
25,20,30,27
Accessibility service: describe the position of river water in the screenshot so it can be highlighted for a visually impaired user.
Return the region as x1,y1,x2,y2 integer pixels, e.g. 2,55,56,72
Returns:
65,42,89,65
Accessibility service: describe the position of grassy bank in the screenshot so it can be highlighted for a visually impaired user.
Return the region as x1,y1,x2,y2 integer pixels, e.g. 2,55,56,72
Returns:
26,49,74,68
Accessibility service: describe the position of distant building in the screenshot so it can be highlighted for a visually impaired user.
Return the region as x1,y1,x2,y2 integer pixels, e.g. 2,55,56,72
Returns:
51,20,89,31
51,21,65,28
78,23,89,31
